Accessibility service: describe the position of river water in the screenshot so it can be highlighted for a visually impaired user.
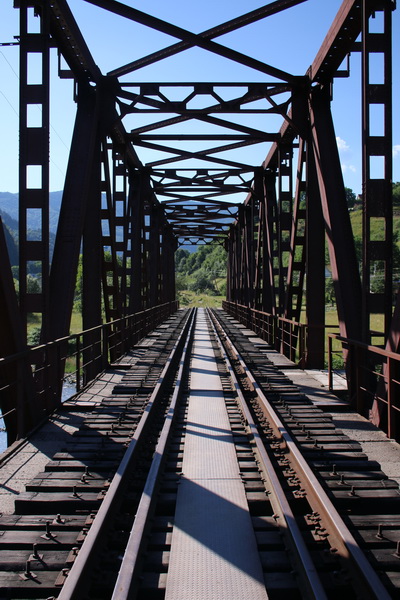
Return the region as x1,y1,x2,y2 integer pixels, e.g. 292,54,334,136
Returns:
0,380,77,454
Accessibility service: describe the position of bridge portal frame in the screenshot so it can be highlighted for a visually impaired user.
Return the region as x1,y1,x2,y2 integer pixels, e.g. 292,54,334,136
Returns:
0,0,397,440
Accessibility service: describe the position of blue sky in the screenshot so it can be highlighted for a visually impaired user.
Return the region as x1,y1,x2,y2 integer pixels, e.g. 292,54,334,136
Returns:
1,0,399,195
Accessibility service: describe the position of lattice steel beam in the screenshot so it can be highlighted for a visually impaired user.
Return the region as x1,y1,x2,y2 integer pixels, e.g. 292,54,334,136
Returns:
18,0,50,340
86,0,302,81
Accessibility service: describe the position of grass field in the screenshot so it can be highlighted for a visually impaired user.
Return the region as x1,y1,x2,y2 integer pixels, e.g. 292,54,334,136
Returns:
177,290,224,308
27,294,387,371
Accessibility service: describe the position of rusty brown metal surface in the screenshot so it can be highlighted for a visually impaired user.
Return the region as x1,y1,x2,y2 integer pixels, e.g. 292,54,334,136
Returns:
361,0,393,342
309,86,363,344
2,0,397,441
18,0,50,340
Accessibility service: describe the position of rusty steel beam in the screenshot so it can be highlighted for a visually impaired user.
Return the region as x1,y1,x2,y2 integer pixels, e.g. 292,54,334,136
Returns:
361,0,393,342
100,140,125,322
87,0,300,82
309,86,362,342
82,143,103,384
49,84,100,341
0,219,37,443
47,0,102,82
283,138,306,323
18,0,50,340
305,142,326,369
108,0,307,77
129,111,276,140
309,0,383,85
126,172,144,314
261,1,387,173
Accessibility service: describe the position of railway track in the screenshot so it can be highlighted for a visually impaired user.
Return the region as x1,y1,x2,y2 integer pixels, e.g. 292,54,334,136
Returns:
0,307,398,599
209,308,400,599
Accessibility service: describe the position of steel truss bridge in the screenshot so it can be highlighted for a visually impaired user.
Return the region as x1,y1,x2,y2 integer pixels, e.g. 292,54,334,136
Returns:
0,0,399,444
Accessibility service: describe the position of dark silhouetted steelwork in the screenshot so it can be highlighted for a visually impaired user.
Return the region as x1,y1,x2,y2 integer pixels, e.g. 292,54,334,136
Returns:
0,0,398,441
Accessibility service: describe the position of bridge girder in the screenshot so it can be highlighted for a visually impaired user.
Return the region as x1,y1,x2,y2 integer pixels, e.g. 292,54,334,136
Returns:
0,0,397,439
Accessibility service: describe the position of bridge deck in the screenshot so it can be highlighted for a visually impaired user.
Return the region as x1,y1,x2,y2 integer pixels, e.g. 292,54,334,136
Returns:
0,308,399,516
165,309,268,599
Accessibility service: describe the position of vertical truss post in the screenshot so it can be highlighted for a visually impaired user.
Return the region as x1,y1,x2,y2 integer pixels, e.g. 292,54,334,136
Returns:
49,83,99,342
126,172,143,314
161,223,176,304
225,230,233,303
244,198,255,307
362,0,393,342
233,225,240,305
232,225,240,304
305,141,326,368
142,198,151,309
0,219,37,442
100,140,124,321
149,205,161,307
113,150,129,315
82,140,102,383
264,169,278,315
229,223,241,304
238,206,246,306
284,138,307,322
309,85,362,343
277,143,293,315
18,0,50,341
254,169,264,311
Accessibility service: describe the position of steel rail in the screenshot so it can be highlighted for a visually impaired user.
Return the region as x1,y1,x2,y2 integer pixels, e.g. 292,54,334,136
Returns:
57,308,195,600
206,309,327,600
208,309,392,600
111,308,196,600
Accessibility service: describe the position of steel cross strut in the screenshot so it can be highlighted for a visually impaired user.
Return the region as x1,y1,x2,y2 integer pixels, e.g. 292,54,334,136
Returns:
118,82,291,115
121,94,282,172
119,84,285,165
164,204,239,218
132,139,267,170
83,0,307,80
151,169,254,185
118,82,291,136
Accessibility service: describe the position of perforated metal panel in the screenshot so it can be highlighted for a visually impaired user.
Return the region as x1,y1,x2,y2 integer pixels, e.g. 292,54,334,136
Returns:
165,310,268,600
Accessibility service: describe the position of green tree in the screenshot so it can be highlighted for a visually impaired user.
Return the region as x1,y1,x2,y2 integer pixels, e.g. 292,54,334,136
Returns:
74,255,83,312
175,248,190,272
325,276,335,305
176,273,189,291
345,187,356,209
393,182,400,206
189,269,216,294
26,274,41,294
27,326,42,347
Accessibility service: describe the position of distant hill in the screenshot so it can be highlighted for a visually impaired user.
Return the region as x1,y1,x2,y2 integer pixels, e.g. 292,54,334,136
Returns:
0,191,62,234
0,217,18,266
0,193,59,267
0,208,18,234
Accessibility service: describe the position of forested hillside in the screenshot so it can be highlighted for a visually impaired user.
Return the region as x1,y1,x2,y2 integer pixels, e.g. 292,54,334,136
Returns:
175,244,227,300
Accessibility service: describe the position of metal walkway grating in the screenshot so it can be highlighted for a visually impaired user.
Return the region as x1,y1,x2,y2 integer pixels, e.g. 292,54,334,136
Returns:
165,309,268,600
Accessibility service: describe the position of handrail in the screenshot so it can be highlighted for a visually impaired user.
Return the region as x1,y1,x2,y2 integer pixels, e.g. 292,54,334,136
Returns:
223,300,307,365
0,301,179,445
328,332,400,440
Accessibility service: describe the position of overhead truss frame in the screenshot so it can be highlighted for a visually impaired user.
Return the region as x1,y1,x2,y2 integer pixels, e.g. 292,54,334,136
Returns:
0,0,396,438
